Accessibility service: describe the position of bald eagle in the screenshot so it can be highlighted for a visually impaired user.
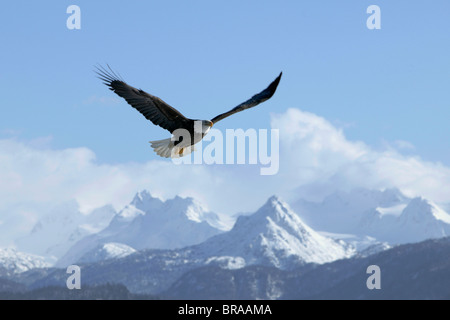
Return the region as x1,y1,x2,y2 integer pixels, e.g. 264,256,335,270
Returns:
95,65,282,158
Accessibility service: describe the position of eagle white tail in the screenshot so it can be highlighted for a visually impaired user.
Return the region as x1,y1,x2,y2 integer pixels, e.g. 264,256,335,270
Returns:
149,138,196,158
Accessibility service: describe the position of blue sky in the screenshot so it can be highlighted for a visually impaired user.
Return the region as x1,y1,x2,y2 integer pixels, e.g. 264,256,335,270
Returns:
1,0,450,165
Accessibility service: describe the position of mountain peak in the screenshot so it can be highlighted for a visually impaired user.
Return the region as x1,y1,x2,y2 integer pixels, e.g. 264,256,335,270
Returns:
200,196,354,269
267,194,282,203
401,197,432,222
131,190,158,205
128,190,164,213
57,193,226,266
401,197,450,224
261,195,290,214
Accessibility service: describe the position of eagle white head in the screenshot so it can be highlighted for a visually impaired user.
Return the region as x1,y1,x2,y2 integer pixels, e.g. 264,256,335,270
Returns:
195,120,213,136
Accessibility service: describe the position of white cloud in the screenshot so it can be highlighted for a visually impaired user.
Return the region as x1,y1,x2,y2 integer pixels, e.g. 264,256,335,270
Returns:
271,108,450,203
1,108,450,246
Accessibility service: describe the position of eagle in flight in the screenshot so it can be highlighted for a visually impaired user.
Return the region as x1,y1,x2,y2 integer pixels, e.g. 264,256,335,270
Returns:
96,65,282,158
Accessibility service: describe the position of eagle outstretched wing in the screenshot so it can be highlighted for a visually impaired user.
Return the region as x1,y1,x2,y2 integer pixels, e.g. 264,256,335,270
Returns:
95,65,188,133
211,72,282,124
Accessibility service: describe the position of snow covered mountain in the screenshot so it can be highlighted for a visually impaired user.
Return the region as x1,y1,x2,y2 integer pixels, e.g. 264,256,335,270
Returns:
5,237,450,299
58,195,354,269
292,188,408,233
196,196,355,269
164,237,450,300
360,197,450,244
55,191,226,267
0,248,50,277
28,195,357,294
292,188,450,245
8,186,450,281
14,201,115,262
3,188,450,298
77,243,136,264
